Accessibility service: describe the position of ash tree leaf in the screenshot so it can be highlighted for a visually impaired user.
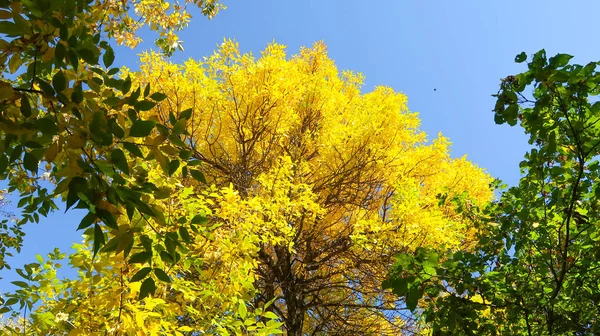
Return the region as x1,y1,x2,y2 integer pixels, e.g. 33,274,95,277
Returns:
130,267,152,282
129,120,156,137
139,278,156,300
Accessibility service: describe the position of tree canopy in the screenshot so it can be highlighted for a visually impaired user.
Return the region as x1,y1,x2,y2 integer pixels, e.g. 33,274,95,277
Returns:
385,51,600,335
4,0,596,335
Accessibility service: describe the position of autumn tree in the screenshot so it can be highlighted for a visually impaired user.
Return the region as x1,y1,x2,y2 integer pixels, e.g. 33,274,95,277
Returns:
386,51,600,335
123,40,494,335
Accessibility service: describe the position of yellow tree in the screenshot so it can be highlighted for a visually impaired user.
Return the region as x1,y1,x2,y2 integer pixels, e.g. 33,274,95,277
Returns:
127,40,495,335
2,40,492,335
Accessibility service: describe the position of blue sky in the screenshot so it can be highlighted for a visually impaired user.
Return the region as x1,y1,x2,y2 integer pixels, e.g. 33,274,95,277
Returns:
2,0,599,288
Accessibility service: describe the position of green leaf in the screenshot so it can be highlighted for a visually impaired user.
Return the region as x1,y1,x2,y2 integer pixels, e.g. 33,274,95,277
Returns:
8,53,23,74
238,301,248,319
11,281,29,289
129,251,152,264
37,79,55,97
190,169,207,183
191,215,209,225
111,149,129,175
0,154,8,174
93,223,105,257
179,226,191,242
36,118,59,137
179,150,192,161
0,21,22,36
103,45,115,68
549,53,573,68
179,108,193,120
168,160,179,176
108,119,125,138
153,268,171,283
130,267,152,282
149,92,167,101
159,251,174,264
123,142,144,158
143,83,151,98
172,119,187,135
96,209,118,230
71,83,83,103
134,100,157,111
139,278,156,300
20,95,31,117
52,70,67,93
122,76,132,94
504,104,519,126
77,212,96,230
23,152,38,174
129,120,156,137
405,286,421,311
55,43,65,64
515,52,527,63
77,46,99,65
129,87,141,106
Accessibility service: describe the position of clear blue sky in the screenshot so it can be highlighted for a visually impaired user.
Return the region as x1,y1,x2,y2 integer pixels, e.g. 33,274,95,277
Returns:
2,0,599,288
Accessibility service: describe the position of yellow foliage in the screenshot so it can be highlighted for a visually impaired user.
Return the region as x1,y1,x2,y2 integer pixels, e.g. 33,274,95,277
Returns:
92,0,225,50
128,40,494,334
12,40,492,335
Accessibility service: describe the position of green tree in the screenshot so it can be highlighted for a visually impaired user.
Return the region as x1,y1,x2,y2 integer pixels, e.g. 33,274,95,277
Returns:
0,0,221,300
385,50,600,335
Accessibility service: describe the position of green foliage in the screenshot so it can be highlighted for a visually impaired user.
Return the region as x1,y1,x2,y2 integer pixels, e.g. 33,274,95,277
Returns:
0,0,211,306
386,51,600,334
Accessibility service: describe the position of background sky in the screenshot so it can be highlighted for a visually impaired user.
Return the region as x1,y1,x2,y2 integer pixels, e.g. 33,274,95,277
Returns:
2,0,599,290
